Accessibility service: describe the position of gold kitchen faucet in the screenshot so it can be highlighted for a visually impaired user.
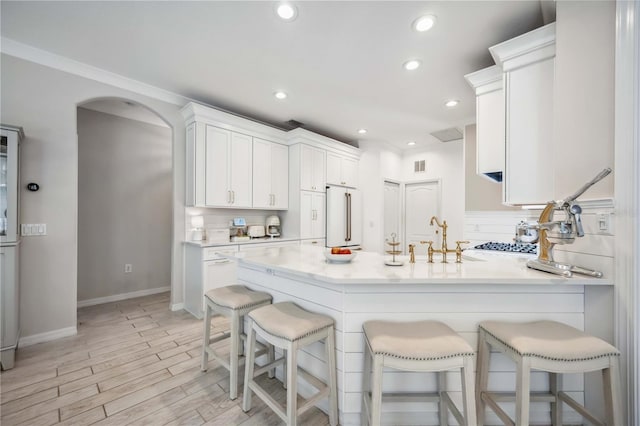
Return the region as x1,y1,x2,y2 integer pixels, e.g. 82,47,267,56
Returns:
420,216,468,263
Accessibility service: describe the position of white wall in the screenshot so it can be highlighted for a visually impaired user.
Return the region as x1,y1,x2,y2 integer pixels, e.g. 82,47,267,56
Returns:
77,108,172,302
0,54,186,342
402,141,465,244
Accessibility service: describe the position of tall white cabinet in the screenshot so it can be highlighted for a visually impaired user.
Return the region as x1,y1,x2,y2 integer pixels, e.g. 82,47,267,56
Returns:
326,152,358,187
490,23,556,205
1,125,23,370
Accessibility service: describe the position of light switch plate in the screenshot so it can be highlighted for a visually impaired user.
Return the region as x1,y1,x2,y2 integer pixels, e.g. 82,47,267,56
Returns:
21,223,47,236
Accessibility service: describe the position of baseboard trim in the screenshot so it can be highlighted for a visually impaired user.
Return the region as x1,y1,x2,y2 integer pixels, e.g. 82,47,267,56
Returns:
19,326,77,347
77,286,170,308
171,302,185,311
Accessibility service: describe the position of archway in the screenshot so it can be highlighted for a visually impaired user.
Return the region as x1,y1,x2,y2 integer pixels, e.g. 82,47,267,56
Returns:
76,97,174,308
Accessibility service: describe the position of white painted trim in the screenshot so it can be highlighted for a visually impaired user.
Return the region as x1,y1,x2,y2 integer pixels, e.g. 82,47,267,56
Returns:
490,22,556,69
19,326,77,347
77,286,171,308
0,36,190,106
287,128,360,158
171,303,185,312
614,1,639,424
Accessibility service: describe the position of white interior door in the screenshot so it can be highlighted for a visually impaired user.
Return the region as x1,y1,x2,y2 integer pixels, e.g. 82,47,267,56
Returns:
404,180,441,254
383,181,401,252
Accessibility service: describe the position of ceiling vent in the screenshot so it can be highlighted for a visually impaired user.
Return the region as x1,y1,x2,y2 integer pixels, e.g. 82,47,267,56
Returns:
430,127,463,142
414,160,426,173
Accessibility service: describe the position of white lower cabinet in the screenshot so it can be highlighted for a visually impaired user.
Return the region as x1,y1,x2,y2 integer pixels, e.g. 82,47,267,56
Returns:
184,244,238,319
1,244,19,370
300,191,325,239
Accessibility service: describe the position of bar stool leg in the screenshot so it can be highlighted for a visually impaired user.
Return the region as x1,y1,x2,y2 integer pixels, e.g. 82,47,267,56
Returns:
550,372,563,426
229,310,241,400
242,321,257,412
282,349,288,388
438,371,448,425
201,303,212,371
462,356,477,426
286,342,298,426
476,328,490,426
370,354,384,426
326,327,338,426
603,356,622,426
267,341,275,379
238,314,245,357
515,357,531,426
361,340,372,426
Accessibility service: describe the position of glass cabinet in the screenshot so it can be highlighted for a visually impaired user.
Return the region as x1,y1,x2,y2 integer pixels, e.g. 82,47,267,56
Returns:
1,125,22,244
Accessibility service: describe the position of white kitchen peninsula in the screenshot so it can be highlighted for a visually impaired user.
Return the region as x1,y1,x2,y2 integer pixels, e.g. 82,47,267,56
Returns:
227,245,614,425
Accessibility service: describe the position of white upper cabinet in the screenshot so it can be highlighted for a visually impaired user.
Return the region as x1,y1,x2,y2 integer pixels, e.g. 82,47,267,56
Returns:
300,191,325,239
464,65,505,182
205,125,252,208
490,23,556,205
326,152,358,187
183,103,288,209
252,138,288,209
300,144,326,192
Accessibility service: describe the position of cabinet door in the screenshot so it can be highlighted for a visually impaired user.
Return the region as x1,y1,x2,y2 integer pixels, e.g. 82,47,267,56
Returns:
300,191,314,239
205,125,231,206
252,138,272,208
326,152,342,186
504,58,555,204
311,193,326,239
477,89,505,175
300,145,325,192
341,158,358,187
311,148,326,191
271,142,289,209
229,132,253,207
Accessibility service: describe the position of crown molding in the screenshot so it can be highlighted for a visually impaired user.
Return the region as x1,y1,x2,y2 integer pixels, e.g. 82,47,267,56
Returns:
490,22,556,71
1,36,190,106
464,65,503,93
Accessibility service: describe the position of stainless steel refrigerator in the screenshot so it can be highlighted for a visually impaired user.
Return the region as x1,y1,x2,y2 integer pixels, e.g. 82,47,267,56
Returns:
326,185,362,248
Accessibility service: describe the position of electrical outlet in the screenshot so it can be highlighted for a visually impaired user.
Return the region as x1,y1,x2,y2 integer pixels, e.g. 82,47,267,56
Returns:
124,264,133,273
597,213,612,234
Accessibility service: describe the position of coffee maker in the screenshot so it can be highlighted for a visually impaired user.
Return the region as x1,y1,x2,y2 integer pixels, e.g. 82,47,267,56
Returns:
265,215,281,237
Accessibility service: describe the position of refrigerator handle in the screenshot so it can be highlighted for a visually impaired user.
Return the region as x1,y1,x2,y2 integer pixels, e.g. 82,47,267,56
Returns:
346,192,352,242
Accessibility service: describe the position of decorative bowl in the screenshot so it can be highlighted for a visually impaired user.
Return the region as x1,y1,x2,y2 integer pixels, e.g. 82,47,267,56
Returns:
323,250,357,263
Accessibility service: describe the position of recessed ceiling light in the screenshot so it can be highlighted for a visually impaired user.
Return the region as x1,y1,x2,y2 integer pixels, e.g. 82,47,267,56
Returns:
276,3,297,21
445,99,459,107
413,15,437,32
357,128,367,134
274,91,288,100
407,141,416,146
403,60,422,71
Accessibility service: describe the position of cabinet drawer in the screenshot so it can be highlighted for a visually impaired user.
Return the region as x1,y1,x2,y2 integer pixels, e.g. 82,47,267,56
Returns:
203,246,237,261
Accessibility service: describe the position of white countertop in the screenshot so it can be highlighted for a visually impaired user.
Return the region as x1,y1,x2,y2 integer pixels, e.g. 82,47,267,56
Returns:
228,245,613,286
183,236,300,248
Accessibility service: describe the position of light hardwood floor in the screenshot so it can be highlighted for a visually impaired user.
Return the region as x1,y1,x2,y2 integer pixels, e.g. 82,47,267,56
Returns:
0,292,331,426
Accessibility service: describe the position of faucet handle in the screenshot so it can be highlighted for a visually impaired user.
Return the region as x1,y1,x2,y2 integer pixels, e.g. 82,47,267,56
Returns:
408,244,415,264
455,240,470,248
454,241,469,263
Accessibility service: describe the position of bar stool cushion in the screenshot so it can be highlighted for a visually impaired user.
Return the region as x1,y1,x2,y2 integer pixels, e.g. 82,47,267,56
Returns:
480,320,620,361
205,285,272,310
363,320,474,360
248,302,334,342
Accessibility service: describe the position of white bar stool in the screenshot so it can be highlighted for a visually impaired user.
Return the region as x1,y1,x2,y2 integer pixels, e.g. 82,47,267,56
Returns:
361,320,477,426
201,285,273,400
242,302,338,426
477,320,622,426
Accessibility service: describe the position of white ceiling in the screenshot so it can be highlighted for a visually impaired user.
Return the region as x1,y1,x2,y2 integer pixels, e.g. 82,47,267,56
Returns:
1,1,545,150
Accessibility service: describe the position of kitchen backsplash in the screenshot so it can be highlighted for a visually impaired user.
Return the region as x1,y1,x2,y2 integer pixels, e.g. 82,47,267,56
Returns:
465,199,615,278
184,208,280,239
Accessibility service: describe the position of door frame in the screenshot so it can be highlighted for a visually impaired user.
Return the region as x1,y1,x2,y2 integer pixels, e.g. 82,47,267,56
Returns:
402,178,442,255
383,179,403,252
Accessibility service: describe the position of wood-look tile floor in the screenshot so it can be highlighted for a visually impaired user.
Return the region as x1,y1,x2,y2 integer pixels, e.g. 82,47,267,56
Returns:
0,292,330,426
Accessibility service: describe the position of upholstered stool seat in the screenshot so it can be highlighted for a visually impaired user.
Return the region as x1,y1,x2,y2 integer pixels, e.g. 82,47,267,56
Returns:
201,285,273,400
242,302,338,426
477,320,622,426
362,320,477,426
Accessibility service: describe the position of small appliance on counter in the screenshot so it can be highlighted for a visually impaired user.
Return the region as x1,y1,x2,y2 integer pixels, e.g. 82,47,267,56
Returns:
190,216,205,241
515,220,539,243
231,217,250,242
207,228,230,244
247,225,266,238
266,215,281,237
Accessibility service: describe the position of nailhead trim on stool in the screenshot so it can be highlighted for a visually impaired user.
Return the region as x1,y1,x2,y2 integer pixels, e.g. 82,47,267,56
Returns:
242,302,338,426
201,285,273,400
476,320,622,426
362,320,477,426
